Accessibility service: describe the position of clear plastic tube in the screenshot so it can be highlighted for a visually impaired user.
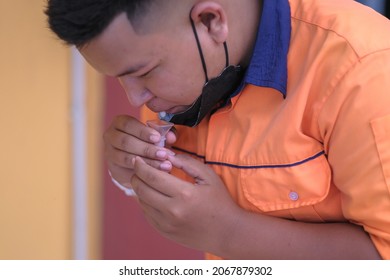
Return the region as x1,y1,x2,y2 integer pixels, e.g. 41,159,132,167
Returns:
146,119,174,147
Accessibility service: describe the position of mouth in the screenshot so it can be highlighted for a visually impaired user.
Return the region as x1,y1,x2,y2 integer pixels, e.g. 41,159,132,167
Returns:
149,105,189,115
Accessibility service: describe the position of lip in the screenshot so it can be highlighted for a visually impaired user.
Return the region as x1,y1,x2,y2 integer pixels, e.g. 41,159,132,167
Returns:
165,105,191,114
164,107,181,114
149,105,189,115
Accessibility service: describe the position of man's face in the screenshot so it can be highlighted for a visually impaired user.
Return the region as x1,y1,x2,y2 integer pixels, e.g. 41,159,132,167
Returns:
80,12,208,115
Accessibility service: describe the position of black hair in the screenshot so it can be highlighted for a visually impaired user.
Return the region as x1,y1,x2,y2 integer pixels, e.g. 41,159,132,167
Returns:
45,0,155,47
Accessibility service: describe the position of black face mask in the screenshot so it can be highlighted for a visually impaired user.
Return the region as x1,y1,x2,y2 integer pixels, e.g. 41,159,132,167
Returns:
159,14,244,127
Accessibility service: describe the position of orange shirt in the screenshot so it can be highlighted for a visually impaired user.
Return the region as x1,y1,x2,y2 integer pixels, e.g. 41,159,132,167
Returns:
168,0,390,259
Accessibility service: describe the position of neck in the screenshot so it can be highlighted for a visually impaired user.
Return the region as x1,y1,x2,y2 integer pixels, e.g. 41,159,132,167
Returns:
227,0,263,68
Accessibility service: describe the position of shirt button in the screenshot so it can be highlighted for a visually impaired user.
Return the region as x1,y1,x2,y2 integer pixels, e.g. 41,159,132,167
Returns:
289,191,299,201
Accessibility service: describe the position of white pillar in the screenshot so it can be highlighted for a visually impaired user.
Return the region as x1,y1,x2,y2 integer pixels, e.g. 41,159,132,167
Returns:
71,47,88,260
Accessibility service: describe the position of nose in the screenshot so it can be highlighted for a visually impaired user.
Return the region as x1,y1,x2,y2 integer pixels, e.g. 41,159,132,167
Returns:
118,76,153,107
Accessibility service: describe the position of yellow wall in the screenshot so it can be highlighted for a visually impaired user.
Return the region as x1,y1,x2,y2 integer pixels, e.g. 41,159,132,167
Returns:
0,0,103,259
86,66,104,260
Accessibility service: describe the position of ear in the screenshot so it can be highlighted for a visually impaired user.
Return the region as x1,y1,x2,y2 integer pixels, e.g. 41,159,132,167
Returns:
190,1,228,44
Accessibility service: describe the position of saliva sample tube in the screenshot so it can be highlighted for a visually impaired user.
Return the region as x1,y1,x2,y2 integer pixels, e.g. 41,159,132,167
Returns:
146,119,174,147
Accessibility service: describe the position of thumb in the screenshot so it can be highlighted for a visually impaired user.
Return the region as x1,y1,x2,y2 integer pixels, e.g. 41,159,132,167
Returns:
165,128,177,145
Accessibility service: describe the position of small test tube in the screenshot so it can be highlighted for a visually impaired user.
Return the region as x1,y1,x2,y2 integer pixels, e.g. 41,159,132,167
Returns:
146,119,174,147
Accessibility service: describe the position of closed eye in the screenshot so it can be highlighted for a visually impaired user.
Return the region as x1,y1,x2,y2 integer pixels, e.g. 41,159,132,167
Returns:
139,69,153,78
139,64,159,78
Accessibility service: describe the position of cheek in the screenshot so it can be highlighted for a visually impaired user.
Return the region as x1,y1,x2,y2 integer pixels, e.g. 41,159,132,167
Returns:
150,73,202,105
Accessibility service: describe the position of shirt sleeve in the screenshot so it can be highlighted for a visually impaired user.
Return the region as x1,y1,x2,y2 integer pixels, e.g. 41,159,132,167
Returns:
318,49,390,259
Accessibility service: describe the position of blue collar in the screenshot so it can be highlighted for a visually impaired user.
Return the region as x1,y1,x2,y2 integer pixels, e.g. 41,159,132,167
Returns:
244,0,291,97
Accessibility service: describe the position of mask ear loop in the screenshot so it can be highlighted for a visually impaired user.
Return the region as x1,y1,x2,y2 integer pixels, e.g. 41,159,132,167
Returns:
190,13,230,83
223,41,229,67
190,16,209,83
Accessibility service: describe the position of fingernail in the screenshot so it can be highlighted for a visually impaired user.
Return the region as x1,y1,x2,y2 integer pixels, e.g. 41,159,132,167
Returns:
156,150,168,159
160,161,172,171
167,150,175,156
135,156,145,164
150,134,160,143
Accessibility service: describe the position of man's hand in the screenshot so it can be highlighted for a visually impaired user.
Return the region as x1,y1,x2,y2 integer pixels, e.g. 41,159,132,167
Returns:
104,115,177,187
131,154,243,254
129,147,382,260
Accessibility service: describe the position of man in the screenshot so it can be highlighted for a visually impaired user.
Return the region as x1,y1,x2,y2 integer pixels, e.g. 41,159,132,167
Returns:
46,0,390,259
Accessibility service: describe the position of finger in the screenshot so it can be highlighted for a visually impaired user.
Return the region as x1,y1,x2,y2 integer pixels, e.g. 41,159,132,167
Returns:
104,115,176,162
168,154,217,185
137,202,168,234
165,128,178,145
106,142,173,171
131,170,171,205
105,127,174,161
105,143,134,168
107,161,134,185
111,115,162,144
133,156,184,196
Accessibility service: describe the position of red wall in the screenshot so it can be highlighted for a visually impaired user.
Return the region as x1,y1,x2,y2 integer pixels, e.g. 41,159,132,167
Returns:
102,77,204,260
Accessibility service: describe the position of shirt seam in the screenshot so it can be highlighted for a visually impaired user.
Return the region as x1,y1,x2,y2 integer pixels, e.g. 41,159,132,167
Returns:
315,48,390,146
172,146,325,169
290,15,361,57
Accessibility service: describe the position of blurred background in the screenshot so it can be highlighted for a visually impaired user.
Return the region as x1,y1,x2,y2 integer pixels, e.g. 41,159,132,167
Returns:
0,0,202,260
0,0,388,260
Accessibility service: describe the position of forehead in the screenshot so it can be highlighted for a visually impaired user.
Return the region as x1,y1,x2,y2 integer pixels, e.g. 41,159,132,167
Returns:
79,13,168,77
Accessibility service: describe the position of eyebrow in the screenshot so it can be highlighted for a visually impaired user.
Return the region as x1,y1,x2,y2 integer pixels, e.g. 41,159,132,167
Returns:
115,63,148,78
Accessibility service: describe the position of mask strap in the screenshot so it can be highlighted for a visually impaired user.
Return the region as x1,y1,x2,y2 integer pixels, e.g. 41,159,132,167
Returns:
190,14,229,83
223,41,229,67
